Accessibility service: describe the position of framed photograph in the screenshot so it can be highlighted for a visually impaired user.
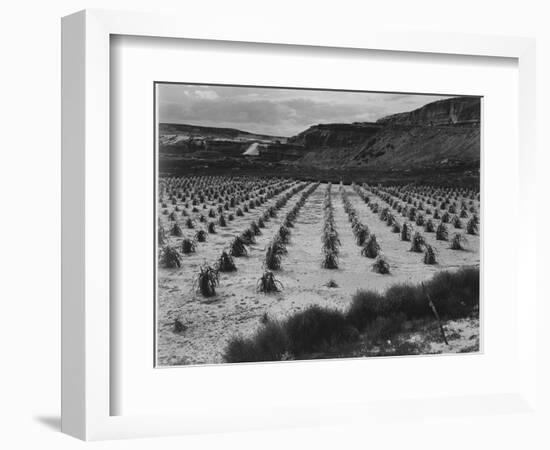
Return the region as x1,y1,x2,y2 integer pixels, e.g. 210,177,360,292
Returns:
62,9,538,441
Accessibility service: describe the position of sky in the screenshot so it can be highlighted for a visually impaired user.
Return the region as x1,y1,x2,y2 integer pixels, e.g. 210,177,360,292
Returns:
157,83,454,137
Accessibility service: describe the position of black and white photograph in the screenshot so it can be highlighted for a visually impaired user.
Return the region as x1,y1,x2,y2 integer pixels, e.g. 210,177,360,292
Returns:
155,83,481,366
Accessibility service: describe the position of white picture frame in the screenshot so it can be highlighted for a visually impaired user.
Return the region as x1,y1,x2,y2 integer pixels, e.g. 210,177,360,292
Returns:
61,9,538,441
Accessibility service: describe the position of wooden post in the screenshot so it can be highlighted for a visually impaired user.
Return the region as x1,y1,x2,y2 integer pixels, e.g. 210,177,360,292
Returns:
422,282,449,346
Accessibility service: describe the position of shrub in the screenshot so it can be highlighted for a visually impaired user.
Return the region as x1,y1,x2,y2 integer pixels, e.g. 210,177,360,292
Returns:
410,231,426,252
345,290,385,331
466,217,478,235
240,229,256,245
401,222,411,241
181,238,197,254
355,224,369,245
452,215,463,229
278,225,291,244
185,218,195,229
284,305,354,354
158,225,166,245
265,238,287,270
250,221,261,236
257,270,283,293
230,236,248,257
217,250,237,272
236,208,244,217
325,279,339,288
170,222,183,237
258,217,265,228
362,234,380,258
208,208,216,218
173,318,186,333
199,214,206,223
194,265,219,297
208,221,216,234
218,214,227,227
441,211,450,223
321,249,339,269
228,213,235,221
286,214,297,228
372,255,390,274
168,211,177,221
223,321,289,363
423,245,437,264
427,266,479,313
195,229,207,242
450,233,467,250
391,221,401,233
436,222,449,241
460,209,469,218
322,229,340,253
424,218,435,232
415,214,425,226
159,245,182,268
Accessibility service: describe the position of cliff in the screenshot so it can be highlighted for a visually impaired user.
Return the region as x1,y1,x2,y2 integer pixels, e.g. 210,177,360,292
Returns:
376,96,480,126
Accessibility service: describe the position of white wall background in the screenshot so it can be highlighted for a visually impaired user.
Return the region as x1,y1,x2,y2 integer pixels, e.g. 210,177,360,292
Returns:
0,1,547,448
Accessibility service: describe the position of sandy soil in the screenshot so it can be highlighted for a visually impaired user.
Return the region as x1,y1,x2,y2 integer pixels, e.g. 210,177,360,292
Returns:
157,183,480,366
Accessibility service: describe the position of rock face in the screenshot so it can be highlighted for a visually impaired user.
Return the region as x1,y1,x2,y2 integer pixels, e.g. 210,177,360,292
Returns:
290,97,480,173
376,96,480,126
288,123,383,149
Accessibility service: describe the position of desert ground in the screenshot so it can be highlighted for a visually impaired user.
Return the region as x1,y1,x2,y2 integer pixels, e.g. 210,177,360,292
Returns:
156,178,480,366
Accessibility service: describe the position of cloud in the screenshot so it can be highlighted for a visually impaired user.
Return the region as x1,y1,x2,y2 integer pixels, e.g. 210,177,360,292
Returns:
192,90,219,100
157,84,453,136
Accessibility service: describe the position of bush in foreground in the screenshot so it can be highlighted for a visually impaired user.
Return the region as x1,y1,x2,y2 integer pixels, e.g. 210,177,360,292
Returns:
284,305,356,354
223,266,480,362
223,321,289,363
